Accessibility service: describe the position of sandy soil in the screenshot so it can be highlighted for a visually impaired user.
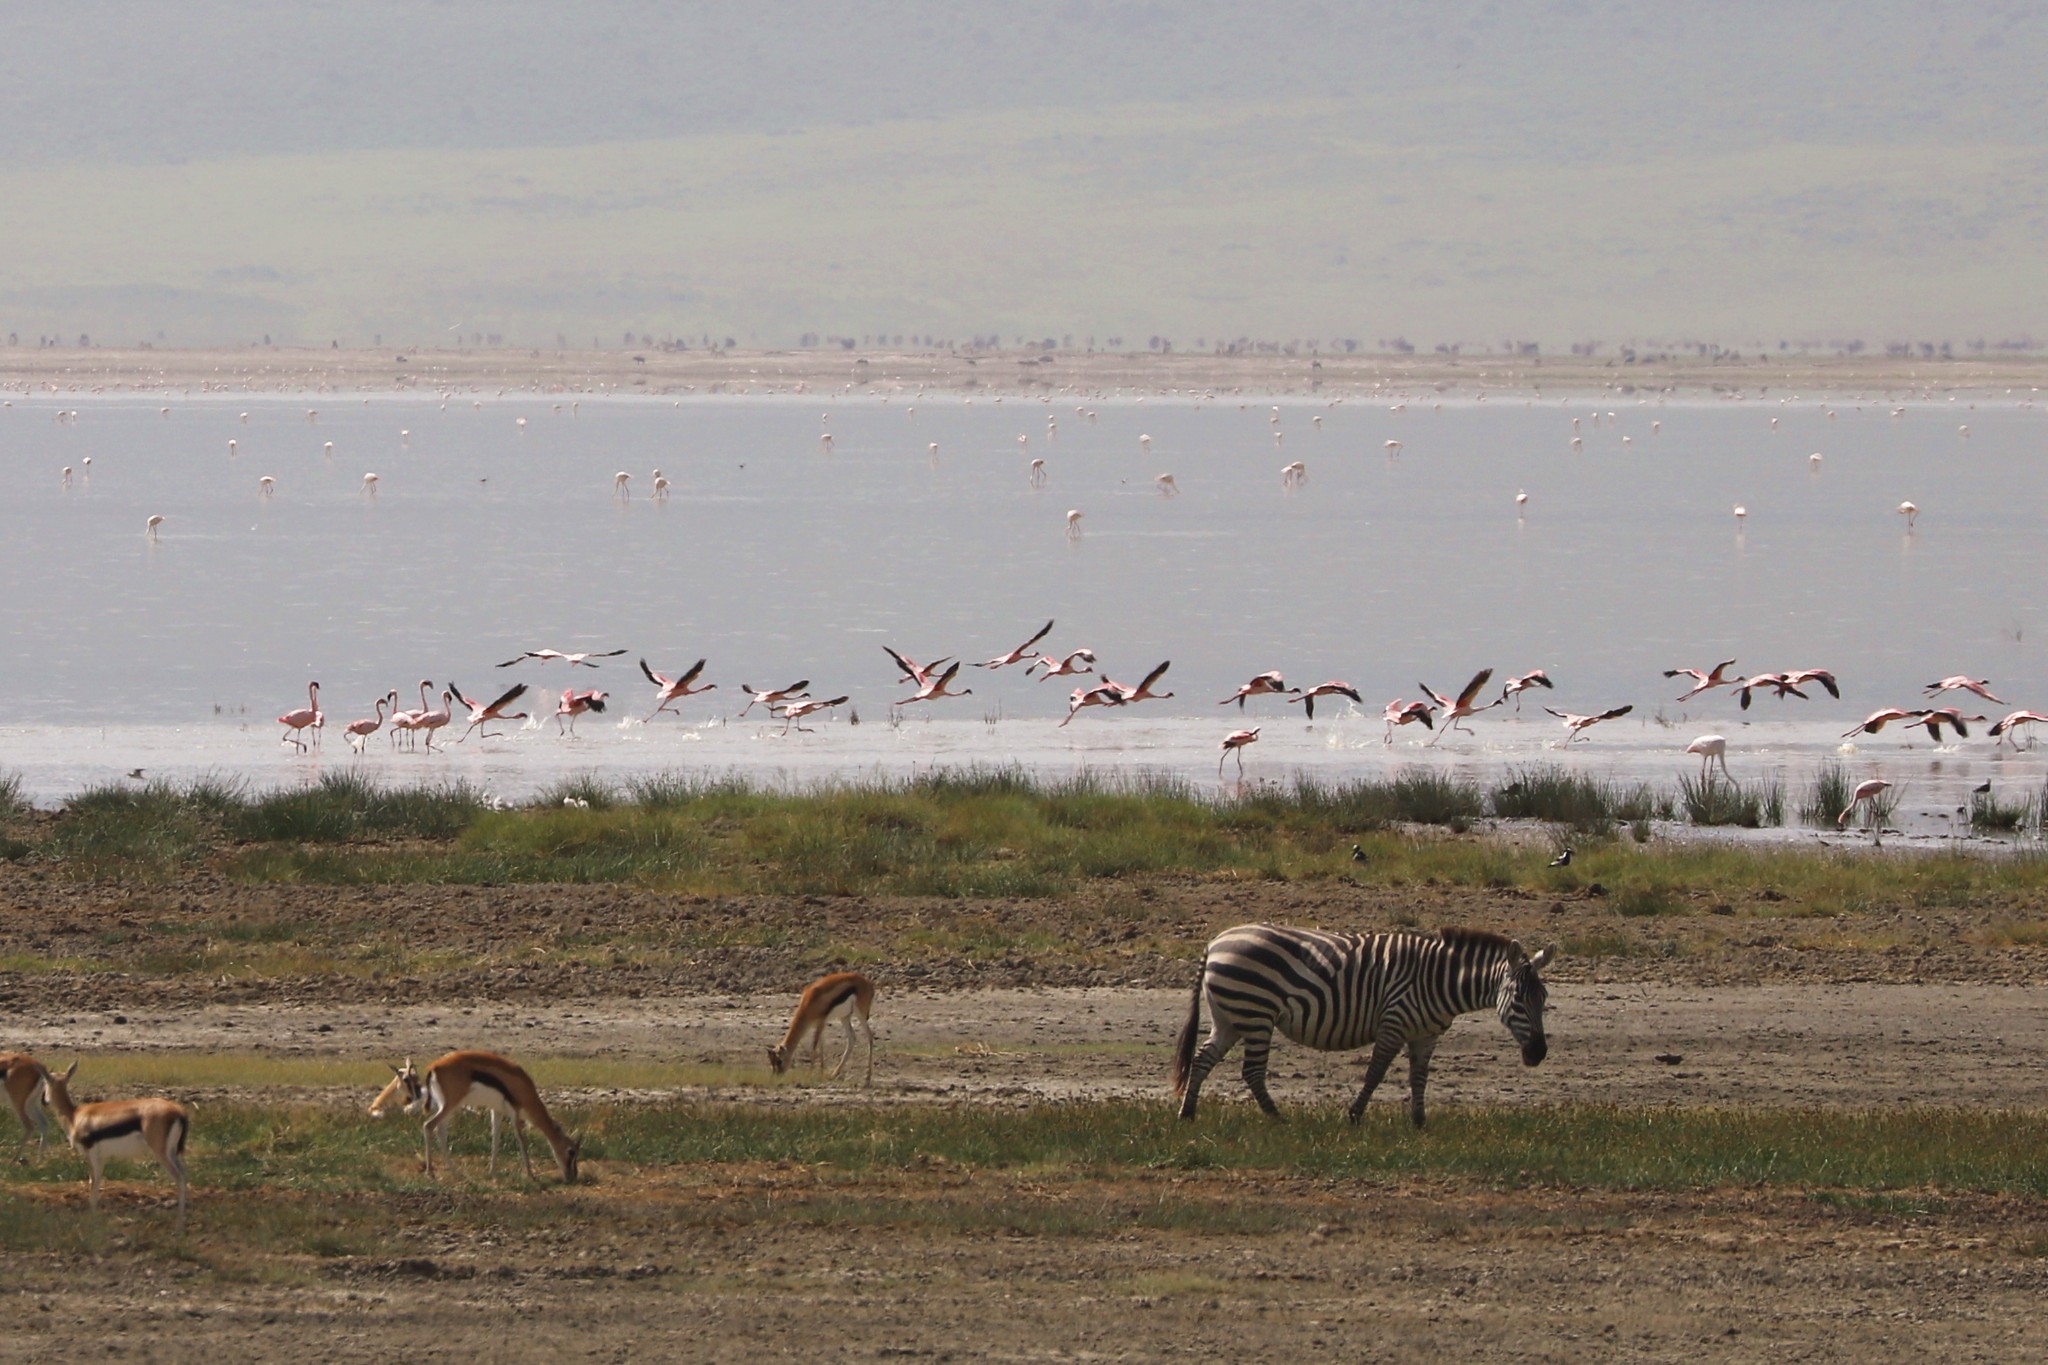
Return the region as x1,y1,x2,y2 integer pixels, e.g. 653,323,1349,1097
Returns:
5,344,2046,400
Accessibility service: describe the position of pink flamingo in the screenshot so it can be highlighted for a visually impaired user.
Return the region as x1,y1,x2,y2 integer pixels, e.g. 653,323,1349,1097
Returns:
975,620,1055,669
898,661,973,705
1902,708,1984,743
1685,735,1730,779
1060,682,1125,727
1287,681,1363,722
497,648,627,669
1924,676,2006,705
1420,669,1502,745
1499,669,1554,711
1842,708,1926,738
1663,658,1740,701
1382,698,1436,743
1098,661,1174,704
555,688,608,735
1543,704,1633,743
388,682,426,749
344,692,397,753
641,658,716,720
775,695,849,734
449,681,530,742
1026,648,1096,680
1219,727,1261,776
1990,711,2048,749
1733,673,1810,709
1219,670,1298,708
278,681,322,750
1837,778,1893,835
884,646,955,689
739,680,811,716
414,689,454,752
1782,668,1840,698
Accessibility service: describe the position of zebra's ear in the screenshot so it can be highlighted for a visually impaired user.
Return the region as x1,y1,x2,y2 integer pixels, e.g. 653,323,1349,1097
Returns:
1528,945,1555,971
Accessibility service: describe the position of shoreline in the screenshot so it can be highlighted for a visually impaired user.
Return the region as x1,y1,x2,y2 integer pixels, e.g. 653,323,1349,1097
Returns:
6,345,2048,398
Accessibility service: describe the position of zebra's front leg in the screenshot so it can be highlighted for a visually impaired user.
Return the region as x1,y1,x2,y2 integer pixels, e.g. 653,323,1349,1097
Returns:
1239,1032,1282,1118
1405,1036,1438,1128
1346,1036,1406,1125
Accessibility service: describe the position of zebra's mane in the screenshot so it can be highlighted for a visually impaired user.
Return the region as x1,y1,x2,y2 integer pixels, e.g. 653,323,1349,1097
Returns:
1434,927,1522,959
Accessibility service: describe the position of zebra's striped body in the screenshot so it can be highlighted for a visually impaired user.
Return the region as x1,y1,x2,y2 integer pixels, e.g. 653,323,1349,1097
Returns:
1172,924,1553,1126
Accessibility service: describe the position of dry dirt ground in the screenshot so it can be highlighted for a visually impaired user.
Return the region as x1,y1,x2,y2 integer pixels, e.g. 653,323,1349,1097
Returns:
3,871,2047,1359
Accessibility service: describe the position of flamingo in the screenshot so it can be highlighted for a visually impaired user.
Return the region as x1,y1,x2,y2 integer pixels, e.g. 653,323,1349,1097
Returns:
1287,681,1363,722
362,472,379,495
1664,658,1740,701
975,620,1055,669
651,471,671,501
258,475,276,496
1029,458,1046,487
1903,708,1984,743
555,688,608,735
1685,734,1730,779
1733,673,1811,709
1384,439,1402,454
1841,708,1926,738
1219,727,1261,776
1782,668,1841,699
389,679,432,749
1924,676,2006,704
1280,461,1306,489
145,515,164,540
1420,669,1502,745
449,681,531,742
1060,682,1126,727
1382,698,1436,744
1837,778,1893,834
1989,711,2048,749
416,684,456,752
344,692,398,753
1098,660,1174,705
1155,473,1178,496
1065,508,1083,536
613,471,632,496
1219,671,1298,708
641,658,716,720
883,647,957,690
1026,649,1096,680
1898,501,1919,529
1515,489,1528,513
775,695,849,733
1543,704,1633,743
278,681,323,750
1499,670,1554,711
497,649,628,669
739,680,811,716
898,661,974,706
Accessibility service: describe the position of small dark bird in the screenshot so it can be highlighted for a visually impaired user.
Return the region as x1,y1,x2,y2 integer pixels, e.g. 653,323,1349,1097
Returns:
1654,1053,1683,1066
1549,849,1573,868
1973,779,1993,794
125,768,145,779
1350,843,1368,864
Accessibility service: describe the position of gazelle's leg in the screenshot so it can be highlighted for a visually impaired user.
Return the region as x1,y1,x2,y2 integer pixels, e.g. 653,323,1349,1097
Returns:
809,1019,828,1071
861,1012,876,1085
88,1148,105,1209
488,1109,500,1174
512,1112,534,1179
830,1010,855,1079
163,1135,189,1220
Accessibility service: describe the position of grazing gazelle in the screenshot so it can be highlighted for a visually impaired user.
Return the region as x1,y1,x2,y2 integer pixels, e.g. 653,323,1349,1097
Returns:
2,1052,51,1149
39,1062,190,1218
369,1051,579,1183
767,972,878,1084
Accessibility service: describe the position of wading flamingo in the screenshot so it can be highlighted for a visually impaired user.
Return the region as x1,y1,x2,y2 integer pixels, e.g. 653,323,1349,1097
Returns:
1219,727,1260,776
279,681,323,750
1685,735,1730,779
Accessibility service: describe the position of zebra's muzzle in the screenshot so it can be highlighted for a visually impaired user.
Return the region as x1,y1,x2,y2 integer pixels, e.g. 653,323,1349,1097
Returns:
1521,1038,1548,1066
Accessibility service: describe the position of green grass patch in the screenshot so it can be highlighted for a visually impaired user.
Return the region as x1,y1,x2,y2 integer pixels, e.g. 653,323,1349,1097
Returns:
1680,772,1783,828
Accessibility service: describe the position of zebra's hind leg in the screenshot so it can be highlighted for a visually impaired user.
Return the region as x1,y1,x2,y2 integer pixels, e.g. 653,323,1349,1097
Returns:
1404,1036,1438,1128
1238,1030,1283,1118
1177,1020,1241,1120
1346,1036,1406,1125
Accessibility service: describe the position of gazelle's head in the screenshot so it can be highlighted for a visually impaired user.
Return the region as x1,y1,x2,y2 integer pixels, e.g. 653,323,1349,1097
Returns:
1496,945,1555,1067
40,1060,80,1117
766,1045,791,1075
368,1058,422,1118
558,1136,581,1184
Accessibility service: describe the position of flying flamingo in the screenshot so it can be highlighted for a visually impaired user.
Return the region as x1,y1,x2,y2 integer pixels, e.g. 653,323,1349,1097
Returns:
1663,658,1740,701
1989,711,2048,749
1543,704,1633,743
1287,681,1363,722
739,680,811,716
884,646,956,689
555,688,608,735
1027,649,1096,680
1382,698,1436,743
1733,673,1810,709
898,661,973,705
975,620,1055,669
1837,778,1894,836
1060,682,1125,727
1923,677,2006,704
1219,671,1298,708
449,681,531,741
278,681,323,750
1098,660,1174,704
1219,727,1261,776
344,692,398,753
775,695,849,733
1685,734,1730,779
641,658,715,720
1903,708,1984,743
1499,670,1555,711
1782,668,1841,699
498,649,628,669
1420,669,1502,745
1841,708,1927,738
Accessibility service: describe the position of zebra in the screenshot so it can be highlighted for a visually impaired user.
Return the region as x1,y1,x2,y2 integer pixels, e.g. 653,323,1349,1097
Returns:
1171,924,1554,1126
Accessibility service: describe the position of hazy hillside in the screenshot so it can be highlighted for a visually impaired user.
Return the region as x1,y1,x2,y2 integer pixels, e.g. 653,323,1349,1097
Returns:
2,2,2043,348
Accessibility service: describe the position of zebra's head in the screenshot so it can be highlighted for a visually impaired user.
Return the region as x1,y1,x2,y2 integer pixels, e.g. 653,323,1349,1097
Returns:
1496,944,1554,1066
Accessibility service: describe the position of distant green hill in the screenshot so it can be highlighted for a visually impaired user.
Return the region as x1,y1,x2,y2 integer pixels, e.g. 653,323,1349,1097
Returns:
3,2,2043,347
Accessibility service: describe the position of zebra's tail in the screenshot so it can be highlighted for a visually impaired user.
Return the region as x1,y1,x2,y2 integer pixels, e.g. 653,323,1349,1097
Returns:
1170,957,1206,1095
